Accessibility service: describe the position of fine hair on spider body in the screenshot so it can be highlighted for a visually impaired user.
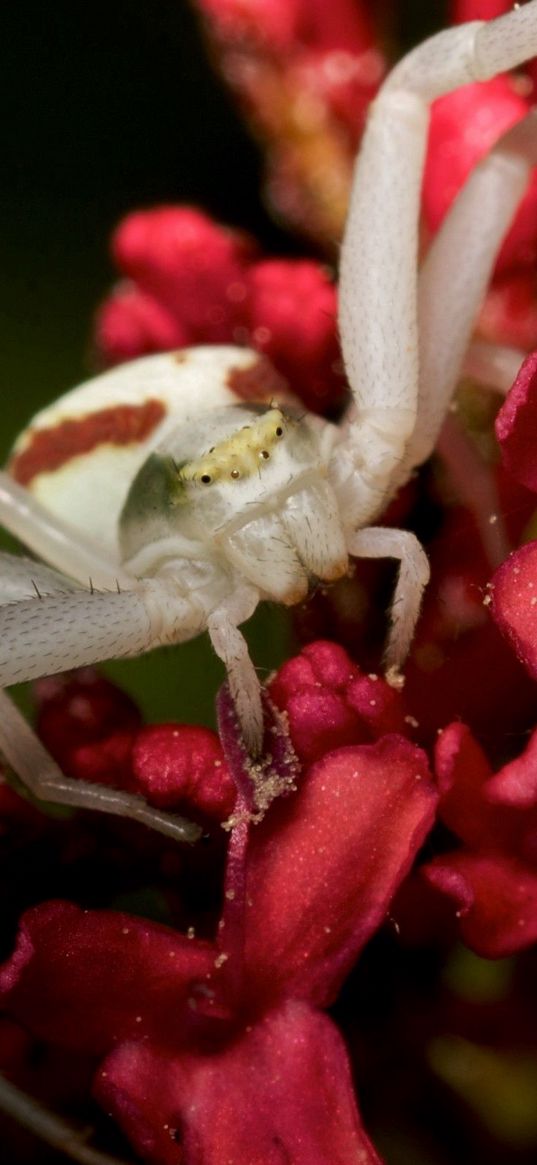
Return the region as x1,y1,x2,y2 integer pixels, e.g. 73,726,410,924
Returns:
1,4,537,839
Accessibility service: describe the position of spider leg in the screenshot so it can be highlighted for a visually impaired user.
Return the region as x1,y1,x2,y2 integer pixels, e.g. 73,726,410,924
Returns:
207,585,263,755
406,108,537,476
0,689,199,841
337,5,537,529
0,471,134,590
406,109,537,570
0,550,81,602
347,528,430,672
0,1070,132,1165
0,577,206,840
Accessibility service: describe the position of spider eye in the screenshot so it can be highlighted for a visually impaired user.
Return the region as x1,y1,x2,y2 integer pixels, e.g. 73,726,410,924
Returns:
275,426,283,438
260,449,270,460
230,468,241,480
201,474,212,484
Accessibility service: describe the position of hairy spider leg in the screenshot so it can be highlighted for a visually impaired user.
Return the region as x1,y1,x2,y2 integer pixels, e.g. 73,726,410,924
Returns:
0,561,206,839
336,4,537,666
411,111,537,474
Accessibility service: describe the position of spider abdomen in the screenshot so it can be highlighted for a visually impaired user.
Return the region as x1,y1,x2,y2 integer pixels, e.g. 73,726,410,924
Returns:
7,346,283,562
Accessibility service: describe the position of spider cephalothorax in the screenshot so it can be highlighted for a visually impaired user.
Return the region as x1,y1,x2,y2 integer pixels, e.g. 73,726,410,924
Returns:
120,397,347,603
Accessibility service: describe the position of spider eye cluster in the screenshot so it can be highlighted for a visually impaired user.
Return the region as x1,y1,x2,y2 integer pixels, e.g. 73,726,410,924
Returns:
179,407,287,487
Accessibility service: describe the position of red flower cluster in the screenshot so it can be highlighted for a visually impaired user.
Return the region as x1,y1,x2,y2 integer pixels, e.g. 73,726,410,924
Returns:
0,644,436,1163
193,0,385,243
96,206,345,413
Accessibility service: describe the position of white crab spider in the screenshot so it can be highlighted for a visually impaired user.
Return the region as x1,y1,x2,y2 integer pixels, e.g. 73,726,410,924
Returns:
1,5,537,842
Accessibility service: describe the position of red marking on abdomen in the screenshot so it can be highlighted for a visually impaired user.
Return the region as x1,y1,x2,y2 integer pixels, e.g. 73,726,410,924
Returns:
227,356,288,402
10,399,167,486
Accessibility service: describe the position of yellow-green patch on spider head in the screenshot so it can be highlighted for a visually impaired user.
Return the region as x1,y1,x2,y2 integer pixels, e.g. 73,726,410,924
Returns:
179,407,288,487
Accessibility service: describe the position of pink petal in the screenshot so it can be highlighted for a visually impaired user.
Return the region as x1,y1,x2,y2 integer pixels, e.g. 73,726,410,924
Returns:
495,351,537,492
95,1000,382,1165
0,902,217,1055
425,851,537,957
491,542,537,677
242,736,436,1006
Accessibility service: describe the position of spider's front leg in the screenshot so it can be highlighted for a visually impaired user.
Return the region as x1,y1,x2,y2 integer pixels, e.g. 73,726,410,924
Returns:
0,570,207,841
206,584,264,754
335,3,537,669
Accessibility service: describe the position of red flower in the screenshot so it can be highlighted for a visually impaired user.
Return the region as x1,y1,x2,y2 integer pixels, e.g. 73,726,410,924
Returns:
0,643,437,1164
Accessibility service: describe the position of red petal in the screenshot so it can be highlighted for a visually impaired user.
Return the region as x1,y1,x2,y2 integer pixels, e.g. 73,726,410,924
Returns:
434,721,529,855
0,901,216,1055
242,736,436,1006
425,851,537,957
434,722,495,846
495,351,537,492
491,542,537,678
95,1000,382,1165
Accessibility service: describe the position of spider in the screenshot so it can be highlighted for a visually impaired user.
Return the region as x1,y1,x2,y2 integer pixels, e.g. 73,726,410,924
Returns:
1,4,537,842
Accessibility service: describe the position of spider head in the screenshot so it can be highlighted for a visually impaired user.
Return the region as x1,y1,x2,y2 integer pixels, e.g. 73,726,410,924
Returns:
119,402,348,601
